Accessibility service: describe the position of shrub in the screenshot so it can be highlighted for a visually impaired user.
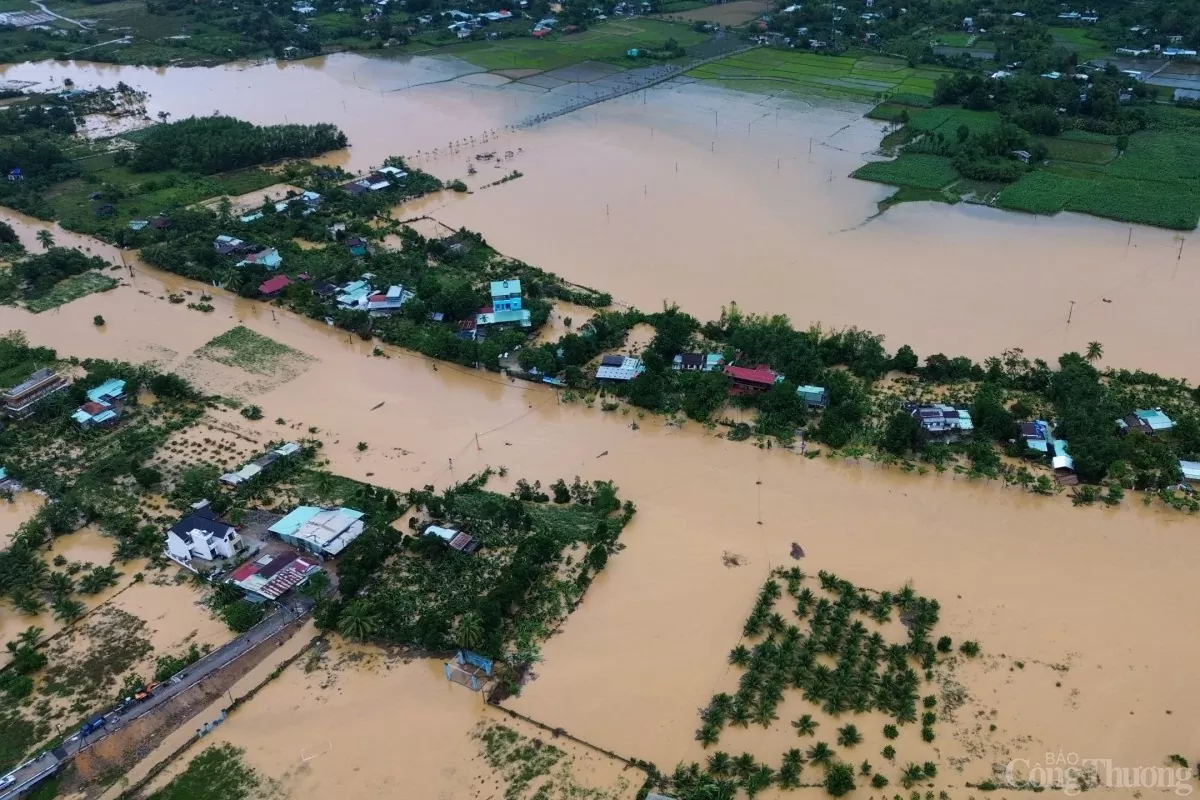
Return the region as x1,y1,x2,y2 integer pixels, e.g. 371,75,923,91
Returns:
936,635,952,652
93,315,105,326
959,640,980,657
240,404,263,421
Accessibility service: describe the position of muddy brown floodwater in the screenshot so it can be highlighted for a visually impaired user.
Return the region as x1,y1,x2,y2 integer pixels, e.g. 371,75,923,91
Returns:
0,52,1198,796
0,54,1196,379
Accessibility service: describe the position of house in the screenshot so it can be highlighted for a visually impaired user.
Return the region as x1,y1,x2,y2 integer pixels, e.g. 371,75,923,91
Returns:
532,27,550,37
165,505,244,563
346,236,369,257
704,353,725,372
71,378,126,428
227,550,321,601
1180,460,1200,483
1117,408,1174,435
478,281,531,325
214,235,246,256
481,9,512,20
259,275,292,298
269,506,365,557
423,524,481,553
906,403,974,442
240,212,264,224
313,280,339,298
128,219,149,231
724,364,782,393
341,173,393,195
490,280,523,313
336,279,373,309
238,248,283,270
3,368,68,420
219,442,301,486
595,355,645,382
1020,420,1076,482
1163,48,1198,59
796,384,829,408
7,167,21,181
367,285,413,316
672,353,704,371
1013,149,1032,163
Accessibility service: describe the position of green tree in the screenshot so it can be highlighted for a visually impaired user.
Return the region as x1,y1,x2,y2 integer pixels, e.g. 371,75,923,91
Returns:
1085,341,1103,363
338,600,378,641
792,714,818,736
824,761,856,797
881,410,924,456
36,229,54,250
807,741,834,764
455,612,484,650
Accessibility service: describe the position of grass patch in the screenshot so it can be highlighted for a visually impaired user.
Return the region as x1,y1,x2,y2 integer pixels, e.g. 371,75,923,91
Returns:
852,154,960,190
996,171,1200,229
196,326,316,378
1036,136,1116,165
449,18,706,71
22,271,119,313
147,744,260,800
908,106,998,136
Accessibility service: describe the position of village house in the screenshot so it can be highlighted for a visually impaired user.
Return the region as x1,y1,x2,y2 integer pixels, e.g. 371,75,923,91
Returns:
1117,408,1175,435
367,285,414,316
2,368,68,420
704,353,725,372
226,550,321,601
1020,420,1076,482
346,236,369,257
671,353,704,371
476,279,532,328
259,275,292,299
336,279,373,309
724,364,782,394
340,165,407,196
796,384,829,408
423,524,481,553
238,247,283,270
165,504,245,563
270,505,365,557
71,378,126,428
595,354,645,382
906,403,974,442
1179,460,1200,484
220,442,301,487
213,235,246,256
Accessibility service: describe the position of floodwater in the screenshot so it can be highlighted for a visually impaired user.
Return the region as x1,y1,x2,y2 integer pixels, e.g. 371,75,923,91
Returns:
0,51,1197,794
0,54,1194,379
0,251,1197,793
0,490,44,549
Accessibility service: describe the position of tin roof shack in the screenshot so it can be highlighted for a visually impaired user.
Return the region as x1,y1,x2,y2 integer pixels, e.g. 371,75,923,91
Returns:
3,368,68,420
166,505,245,564
796,384,829,408
227,550,321,601
1117,408,1174,435
906,403,974,443
270,506,365,557
71,378,126,428
423,524,481,553
595,355,645,382
220,442,302,487
724,364,782,395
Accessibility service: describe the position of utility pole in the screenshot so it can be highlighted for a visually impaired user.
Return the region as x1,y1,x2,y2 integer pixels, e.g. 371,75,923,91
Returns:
1066,300,1075,324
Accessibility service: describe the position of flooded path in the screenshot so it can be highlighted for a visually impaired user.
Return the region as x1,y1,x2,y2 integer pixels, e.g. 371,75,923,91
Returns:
0,55,1195,379
0,253,1197,791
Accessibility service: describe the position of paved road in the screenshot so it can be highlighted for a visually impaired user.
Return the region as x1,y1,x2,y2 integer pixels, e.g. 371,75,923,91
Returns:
0,598,311,800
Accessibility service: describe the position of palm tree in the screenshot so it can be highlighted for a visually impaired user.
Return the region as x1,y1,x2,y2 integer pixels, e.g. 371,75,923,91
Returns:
337,601,378,641
792,714,818,736
1085,341,1103,363
836,724,862,747
807,741,834,765
706,751,733,777
17,626,43,648
309,471,338,503
36,229,54,250
732,752,757,780
52,596,84,623
901,762,925,788
455,612,484,650
745,764,774,797
728,645,751,666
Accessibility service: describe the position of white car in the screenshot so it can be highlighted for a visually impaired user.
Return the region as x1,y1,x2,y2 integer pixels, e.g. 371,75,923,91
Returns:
0,773,17,788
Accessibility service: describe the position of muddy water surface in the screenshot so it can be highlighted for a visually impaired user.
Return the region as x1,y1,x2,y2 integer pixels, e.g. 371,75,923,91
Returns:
0,257,1197,791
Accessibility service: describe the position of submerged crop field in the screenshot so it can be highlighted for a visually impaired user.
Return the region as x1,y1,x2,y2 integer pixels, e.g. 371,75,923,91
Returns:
688,50,952,103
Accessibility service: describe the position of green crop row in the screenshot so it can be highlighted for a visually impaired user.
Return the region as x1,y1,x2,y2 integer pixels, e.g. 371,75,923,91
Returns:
996,171,1200,230
852,154,960,190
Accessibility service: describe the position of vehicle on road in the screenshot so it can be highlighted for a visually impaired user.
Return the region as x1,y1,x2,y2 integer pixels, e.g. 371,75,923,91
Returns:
80,715,106,737
1,773,17,788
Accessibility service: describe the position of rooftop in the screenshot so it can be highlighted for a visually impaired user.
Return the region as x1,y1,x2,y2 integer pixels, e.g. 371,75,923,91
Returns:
596,356,644,381
489,279,521,297
724,364,780,386
270,506,365,555
86,378,125,403
228,550,320,600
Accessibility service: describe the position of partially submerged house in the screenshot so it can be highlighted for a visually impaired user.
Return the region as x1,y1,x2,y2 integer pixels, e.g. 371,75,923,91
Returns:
724,364,782,394
1117,408,1175,435
1020,420,1076,483
340,165,407,196
165,504,244,563
227,550,321,601
71,378,126,428
346,236,369,258
2,368,68,420
796,384,829,408
259,275,292,298
336,279,373,309
906,403,974,442
595,355,645,382
220,442,301,487
237,247,283,270
423,524,481,553
269,506,365,557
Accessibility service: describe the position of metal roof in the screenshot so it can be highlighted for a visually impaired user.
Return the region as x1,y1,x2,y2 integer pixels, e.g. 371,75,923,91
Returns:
596,357,644,381
489,279,521,297
1180,460,1200,482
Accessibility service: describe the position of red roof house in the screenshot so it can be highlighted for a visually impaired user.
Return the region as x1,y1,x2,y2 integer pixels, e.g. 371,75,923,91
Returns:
259,275,292,297
532,27,550,37
724,364,781,393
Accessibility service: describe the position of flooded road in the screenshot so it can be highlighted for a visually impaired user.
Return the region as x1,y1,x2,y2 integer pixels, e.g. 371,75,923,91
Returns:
0,54,1196,379
0,253,1197,792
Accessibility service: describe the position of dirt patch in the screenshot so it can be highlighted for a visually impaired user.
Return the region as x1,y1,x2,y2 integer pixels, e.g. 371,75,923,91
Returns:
665,0,772,25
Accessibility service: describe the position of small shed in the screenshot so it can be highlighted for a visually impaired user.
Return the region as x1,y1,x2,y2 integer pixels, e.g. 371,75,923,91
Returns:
796,384,829,408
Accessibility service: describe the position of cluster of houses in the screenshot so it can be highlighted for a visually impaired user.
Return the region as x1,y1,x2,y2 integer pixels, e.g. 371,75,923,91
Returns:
458,278,531,341
317,274,415,316
220,442,302,487
71,378,126,429
214,235,284,270
340,165,407,196
239,190,322,223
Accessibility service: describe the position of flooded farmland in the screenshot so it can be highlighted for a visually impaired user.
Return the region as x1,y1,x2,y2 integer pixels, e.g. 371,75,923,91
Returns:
0,49,1198,798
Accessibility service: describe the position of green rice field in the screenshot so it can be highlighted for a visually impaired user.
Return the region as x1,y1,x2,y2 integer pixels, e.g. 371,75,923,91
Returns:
852,154,960,190
687,49,954,101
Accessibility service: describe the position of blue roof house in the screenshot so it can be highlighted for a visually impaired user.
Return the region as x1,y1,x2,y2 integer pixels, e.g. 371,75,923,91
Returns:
796,384,829,408
87,379,126,405
72,378,127,429
489,280,523,313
